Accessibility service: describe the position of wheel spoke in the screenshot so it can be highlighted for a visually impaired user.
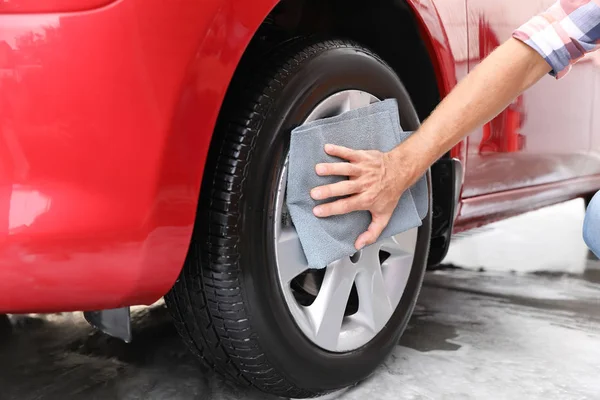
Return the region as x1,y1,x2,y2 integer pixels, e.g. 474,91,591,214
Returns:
306,261,357,350
381,229,418,256
277,227,310,284
383,251,414,269
381,252,413,307
378,233,415,310
342,90,374,112
355,264,393,333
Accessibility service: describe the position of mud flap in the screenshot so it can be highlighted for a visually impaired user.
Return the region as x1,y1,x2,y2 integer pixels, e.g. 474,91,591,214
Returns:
428,157,462,267
84,307,132,342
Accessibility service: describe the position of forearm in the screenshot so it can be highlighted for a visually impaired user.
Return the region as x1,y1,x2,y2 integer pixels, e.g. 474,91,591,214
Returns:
391,38,551,179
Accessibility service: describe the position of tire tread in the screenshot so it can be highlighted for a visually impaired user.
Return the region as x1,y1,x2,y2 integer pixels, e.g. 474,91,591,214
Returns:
165,38,383,398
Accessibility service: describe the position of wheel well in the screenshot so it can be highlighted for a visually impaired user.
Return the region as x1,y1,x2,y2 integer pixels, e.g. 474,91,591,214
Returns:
234,0,456,265
262,0,441,121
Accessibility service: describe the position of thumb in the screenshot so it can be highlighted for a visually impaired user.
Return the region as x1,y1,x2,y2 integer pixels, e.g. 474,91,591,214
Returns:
355,213,392,250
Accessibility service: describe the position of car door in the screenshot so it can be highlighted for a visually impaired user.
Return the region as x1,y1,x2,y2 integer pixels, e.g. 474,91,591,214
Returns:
462,0,594,198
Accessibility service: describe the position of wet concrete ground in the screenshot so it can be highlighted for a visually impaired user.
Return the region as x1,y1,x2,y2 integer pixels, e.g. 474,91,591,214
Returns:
2,199,600,399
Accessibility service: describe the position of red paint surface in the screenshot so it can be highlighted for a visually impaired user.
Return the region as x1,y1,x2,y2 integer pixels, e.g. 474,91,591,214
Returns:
461,0,598,199
456,174,600,232
0,0,277,312
407,0,468,160
0,0,117,14
405,0,468,216
477,20,526,155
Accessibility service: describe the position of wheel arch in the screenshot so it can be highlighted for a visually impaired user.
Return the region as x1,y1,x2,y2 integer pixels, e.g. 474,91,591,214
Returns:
178,0,461,287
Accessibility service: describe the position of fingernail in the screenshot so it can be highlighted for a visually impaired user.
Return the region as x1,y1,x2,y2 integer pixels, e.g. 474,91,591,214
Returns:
356,242,364,250
315,164,325,175
311,189,321,199
313,206,323,217
324,144,333,152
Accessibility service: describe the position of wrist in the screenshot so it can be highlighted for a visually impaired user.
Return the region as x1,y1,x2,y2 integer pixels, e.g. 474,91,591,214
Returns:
387,139,429,183
383,148,419,198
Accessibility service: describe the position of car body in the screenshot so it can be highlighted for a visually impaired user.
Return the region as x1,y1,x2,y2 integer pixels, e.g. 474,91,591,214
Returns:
0,0,600,312
0,0,596,311
1,0,598,387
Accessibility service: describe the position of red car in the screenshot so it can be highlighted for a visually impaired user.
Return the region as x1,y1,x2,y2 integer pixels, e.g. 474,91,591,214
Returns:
0,0,597,397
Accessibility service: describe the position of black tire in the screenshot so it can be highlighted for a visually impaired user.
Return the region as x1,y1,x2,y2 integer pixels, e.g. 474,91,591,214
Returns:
165,38,432,398
0,314,10,335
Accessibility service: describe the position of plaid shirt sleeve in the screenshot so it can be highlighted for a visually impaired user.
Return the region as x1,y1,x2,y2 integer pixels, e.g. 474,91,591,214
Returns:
512,0,600,79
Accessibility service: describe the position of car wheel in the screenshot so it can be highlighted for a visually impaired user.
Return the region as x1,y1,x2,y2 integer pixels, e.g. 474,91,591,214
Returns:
165,38,432,398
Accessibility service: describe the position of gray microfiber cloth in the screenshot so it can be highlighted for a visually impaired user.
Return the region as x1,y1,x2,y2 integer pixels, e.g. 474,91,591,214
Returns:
286,98,428,268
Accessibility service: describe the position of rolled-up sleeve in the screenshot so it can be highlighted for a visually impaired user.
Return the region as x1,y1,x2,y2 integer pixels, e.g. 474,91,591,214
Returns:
512,0,600,79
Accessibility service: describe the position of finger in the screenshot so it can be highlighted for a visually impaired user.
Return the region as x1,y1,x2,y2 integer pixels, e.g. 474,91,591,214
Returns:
315,162,360,177
355,213,392,250
313,196,363,217
324,144,360,161
311,180,361,200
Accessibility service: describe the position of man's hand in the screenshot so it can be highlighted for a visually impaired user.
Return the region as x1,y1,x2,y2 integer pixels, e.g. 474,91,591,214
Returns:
310,38,552,251
310,144,416,250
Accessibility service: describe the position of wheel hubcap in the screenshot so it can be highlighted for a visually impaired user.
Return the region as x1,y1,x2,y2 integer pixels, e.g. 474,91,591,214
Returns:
274,90,418,352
